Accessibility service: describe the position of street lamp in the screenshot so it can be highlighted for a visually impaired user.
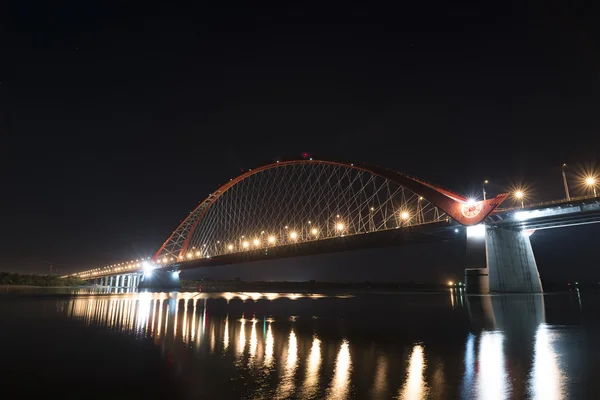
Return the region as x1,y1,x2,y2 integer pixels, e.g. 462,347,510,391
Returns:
483,180,489,201
561,163,571,200
400,211,410,227
585,176,597,197
514,190,524,208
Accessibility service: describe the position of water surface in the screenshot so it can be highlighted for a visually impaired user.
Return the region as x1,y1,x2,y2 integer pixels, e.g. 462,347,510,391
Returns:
1,289,599,399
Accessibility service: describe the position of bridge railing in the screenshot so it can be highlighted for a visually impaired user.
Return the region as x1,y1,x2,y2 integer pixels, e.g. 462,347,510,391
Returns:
494,194,598,213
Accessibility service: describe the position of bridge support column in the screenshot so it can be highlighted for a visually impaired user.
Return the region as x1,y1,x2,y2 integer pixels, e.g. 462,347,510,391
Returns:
138,269,180,290
486,226,542,293
466,225,542,293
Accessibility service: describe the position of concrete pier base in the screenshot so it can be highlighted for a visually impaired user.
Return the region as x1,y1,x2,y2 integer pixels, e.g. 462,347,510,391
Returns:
138,269,181,290
486,226,543,293
466,224,543,293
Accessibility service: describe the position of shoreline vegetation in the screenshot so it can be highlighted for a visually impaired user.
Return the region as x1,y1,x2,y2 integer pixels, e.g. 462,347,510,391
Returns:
0,272,85,287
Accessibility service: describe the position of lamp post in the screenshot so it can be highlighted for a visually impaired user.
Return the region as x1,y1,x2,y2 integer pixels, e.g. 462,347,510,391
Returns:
586,177,597,197
562,164,571,200
483,180,488,201
515,190,524,208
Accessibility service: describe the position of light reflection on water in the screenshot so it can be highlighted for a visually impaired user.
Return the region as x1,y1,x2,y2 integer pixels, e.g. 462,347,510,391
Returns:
399,344,427,400
327,340,352,400
530,324,565,400
59,291,580,399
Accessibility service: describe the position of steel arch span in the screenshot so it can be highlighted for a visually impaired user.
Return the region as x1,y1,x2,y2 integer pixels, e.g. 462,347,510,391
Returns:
153,159,507,264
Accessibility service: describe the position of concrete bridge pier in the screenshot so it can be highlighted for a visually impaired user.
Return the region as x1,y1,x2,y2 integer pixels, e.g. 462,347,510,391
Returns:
465,224,543,293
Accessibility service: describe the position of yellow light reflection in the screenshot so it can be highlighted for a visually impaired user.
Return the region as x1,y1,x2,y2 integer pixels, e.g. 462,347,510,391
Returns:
156,300,164,338
223,316,229,352
210,325,215,354
136,293,152,332
191,300,197,342
530,324,564,399
477,331,509,400
264,322,274,367
173,299,179,339
237,317,246,356
275,330,298,398
249,318,258,358
326,340,352,400
182,299,189,343
302,336,322,398
399,345,428,399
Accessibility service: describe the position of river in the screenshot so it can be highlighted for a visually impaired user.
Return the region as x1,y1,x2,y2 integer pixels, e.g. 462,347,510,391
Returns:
1,288,598,399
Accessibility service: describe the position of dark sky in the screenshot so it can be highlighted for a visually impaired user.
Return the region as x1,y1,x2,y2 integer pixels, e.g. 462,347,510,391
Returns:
3,1,600,280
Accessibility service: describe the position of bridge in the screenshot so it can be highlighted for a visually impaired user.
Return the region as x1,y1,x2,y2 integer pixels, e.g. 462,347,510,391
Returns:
63,158,600,293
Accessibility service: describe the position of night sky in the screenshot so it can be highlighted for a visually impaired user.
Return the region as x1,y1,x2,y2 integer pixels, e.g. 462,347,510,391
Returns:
3,2,599,281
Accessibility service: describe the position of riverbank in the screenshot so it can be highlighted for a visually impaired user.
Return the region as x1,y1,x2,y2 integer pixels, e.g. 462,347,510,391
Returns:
0,272,86,287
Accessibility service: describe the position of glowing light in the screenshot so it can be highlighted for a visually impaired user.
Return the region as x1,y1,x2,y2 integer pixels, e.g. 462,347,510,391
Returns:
401,211,410,220
515,190,524,199
327,340,352,399
253,239,260,246
311,228,318,235
142,261,154,276
399,345,428,399
585,176,596,186
303,336,322,397
223,317,229,351
336,223,344,231
530,324,565,399
290,231,298,240
448,281,454,286
275,330,298,398
242,241,249,248
237,318,246,355
466,198,476,205
228,244,233,250
195,251,201,256
466,224,485,238
268,236,276,243
187,252,192,259
264,323,274,367
476,331,509,399
249,319,258,357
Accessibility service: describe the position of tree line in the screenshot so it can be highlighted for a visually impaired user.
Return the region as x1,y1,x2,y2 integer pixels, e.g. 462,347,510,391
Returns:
0,272,86,287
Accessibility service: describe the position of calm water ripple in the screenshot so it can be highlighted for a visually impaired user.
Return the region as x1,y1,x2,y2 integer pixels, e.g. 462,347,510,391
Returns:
2,289,600,399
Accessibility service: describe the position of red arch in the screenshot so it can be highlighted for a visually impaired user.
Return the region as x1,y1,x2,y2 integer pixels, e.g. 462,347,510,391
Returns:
153,159,507,261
